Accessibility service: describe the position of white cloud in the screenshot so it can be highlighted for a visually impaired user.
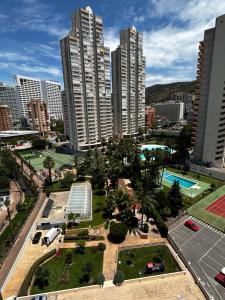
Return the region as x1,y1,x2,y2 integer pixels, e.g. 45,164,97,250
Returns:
104,28,119,52
134,16,145,23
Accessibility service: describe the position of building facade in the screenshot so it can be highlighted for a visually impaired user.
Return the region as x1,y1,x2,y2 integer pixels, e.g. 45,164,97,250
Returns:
27,99,50,134
112,26,145,138
0,105,13,131
192,14,225,168
171,91,194,121
61,90,69,138
145,107,155,129
154,101,184,123
15,75,62,125
0,82,20,128
60,6,112,150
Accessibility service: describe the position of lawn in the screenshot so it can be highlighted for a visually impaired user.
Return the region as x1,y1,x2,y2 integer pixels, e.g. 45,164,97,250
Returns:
188,185,225,232
31,247,103,294
117,245,179,280
20,150,74,171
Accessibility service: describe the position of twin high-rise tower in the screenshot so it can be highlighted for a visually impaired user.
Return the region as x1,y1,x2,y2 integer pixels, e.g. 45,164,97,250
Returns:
60,6,146,151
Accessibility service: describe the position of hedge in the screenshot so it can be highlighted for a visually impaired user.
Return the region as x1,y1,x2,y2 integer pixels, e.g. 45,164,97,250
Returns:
18,249,56,296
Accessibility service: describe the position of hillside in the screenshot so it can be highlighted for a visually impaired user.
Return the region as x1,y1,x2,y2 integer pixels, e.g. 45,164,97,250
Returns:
145,81,196,105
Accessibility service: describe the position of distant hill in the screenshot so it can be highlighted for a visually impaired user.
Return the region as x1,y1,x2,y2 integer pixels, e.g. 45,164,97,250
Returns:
145,81,196,105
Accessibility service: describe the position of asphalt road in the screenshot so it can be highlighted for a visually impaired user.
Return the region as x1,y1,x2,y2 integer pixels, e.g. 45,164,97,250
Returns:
169,215,225,300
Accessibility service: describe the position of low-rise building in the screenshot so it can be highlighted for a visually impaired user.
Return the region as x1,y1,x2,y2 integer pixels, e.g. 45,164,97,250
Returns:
0,105,13,131
27,99,50,134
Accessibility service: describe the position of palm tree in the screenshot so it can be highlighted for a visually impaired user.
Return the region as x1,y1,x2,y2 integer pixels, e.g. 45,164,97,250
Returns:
136,189,156,228
5,198,13,238
43,156,55,186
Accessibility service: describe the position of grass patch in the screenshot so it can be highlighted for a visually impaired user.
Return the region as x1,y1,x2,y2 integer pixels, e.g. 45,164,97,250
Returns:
31,247,103,294
188,185,225,232
117,245,179,280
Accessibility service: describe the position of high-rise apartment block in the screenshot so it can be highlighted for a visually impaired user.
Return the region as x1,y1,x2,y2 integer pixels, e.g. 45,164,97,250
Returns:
61,90,69,138
0,105,13,131
27,99,50,134
15,75,62,124
192,14,225,168
112,26,145,138
60,6,112,150
0,82,20,128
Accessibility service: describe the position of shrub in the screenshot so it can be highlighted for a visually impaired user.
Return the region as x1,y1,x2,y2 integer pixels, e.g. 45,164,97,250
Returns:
83,262,93,273
142,223,149,233
76,241,85,254
77,229,89,237
113,270,125,285
104,222,109,230
126,259,132,265
79,273,90,283
61,223,66,235
96,272,105,286
98,242,106,251
65,249,73,265
34,266,50,289
108,221,128,244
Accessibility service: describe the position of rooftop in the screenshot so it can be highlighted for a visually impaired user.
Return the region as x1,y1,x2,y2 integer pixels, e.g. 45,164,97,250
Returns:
0,130,39,138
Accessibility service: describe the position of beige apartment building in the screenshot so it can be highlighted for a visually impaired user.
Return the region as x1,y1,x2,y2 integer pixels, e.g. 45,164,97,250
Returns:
27,99,50,134
0,105,13,131
192,14,225,168
60,6,112,151
112,26,145,138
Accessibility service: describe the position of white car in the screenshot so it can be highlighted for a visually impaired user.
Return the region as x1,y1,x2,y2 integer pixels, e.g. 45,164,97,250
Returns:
221,267,225,275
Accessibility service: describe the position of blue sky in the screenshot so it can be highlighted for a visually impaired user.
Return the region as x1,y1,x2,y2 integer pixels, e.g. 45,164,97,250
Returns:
0,0,225,87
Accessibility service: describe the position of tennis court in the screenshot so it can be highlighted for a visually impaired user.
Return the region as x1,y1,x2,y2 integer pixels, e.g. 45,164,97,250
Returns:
21,150,74,171
206,194,225,218
188,185,225,232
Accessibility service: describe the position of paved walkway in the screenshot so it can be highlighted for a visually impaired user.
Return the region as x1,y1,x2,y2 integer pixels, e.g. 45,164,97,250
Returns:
0,190,46,297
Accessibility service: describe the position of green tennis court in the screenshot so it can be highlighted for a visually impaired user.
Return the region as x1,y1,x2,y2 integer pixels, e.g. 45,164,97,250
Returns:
188,185,225,232
21,150,74,171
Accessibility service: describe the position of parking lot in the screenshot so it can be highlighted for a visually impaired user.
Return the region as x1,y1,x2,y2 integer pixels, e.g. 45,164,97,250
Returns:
169,215,225,300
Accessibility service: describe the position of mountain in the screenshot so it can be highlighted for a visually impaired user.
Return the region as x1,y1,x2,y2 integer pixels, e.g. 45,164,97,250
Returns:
145,80,196,105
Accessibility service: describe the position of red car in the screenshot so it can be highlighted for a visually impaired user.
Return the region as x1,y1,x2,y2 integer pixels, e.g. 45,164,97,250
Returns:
215,273,225,287
184,219,199,231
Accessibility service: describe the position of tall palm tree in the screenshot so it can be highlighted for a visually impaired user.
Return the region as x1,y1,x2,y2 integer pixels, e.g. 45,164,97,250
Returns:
136,189,156,228
5,198,13,238
43,156,55,186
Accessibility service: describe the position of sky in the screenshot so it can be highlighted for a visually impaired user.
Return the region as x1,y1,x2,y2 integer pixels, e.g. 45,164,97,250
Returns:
0,0,225,87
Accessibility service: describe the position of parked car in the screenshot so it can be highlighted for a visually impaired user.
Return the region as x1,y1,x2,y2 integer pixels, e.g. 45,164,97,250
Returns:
144,261,165,274
215,272,225,287
221,267,225,275
31,295,47,300
184,219,199,231
32,232,42,244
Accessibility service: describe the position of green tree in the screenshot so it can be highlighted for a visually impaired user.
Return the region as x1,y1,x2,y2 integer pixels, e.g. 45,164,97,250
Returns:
34,266,50,289
32,138,48,150
43,156,55,186
5,198,13,238
61,172,74,188
108,221,128,243
167,181,183,216
104,193,117,219
113,271,125,285
68,212,80,225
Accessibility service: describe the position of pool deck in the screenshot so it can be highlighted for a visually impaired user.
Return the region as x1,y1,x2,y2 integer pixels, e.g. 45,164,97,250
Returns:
162,169,210,198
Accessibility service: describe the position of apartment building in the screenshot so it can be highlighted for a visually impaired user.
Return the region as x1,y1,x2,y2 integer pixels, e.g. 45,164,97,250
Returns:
145,107,155,129
154,101,184,123
192,14,225,168
60,6,112,150
27,99,50,134
61,90,69,138
0,82,20,128
0,105,13,131
171,91,194,121
15,75,62,125
112,26,145,138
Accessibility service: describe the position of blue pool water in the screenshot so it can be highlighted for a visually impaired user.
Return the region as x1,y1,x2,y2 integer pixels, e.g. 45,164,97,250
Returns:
140,144,175,160
162,171,196,189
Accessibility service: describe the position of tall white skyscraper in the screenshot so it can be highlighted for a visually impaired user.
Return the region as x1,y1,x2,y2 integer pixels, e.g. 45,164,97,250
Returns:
60,6,112,151
112,26,145,138
0,82,20,128
192,14,225,168
15,75,63,124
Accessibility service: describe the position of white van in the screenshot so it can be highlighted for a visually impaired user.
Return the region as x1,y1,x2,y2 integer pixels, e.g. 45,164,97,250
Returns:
43,228,61,246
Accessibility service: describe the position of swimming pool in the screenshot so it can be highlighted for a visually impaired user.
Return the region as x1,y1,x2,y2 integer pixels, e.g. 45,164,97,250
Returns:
162,171,196,189
140,144,175,160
